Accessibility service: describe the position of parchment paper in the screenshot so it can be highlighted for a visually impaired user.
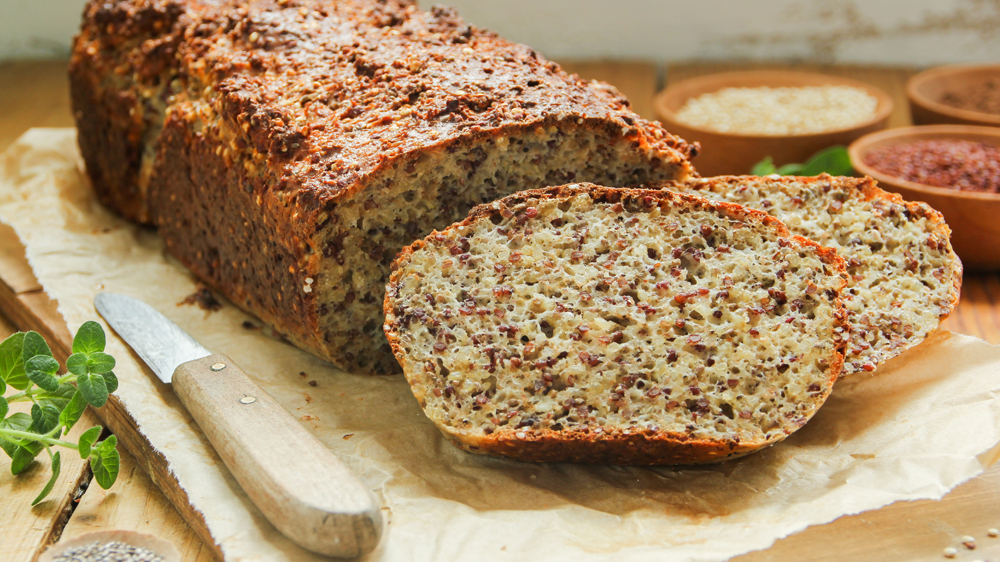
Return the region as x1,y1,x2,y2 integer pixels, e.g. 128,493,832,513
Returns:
2,128,999,562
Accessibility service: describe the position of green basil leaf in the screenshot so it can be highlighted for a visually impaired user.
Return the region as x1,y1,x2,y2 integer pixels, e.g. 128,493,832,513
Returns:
799,145,853,177
30,403,61,435
72,321,106,355
90,437,120,489
86,352,116,375
78,426,102,459
0,396,7,419
77,373,109,408
32,451,60,506
25,356,60,393
0,332,28,390
0,412,31,458
101,372,118,394
750,156,778,176
59,390,88,431
22,331,53,361
776,163,805,175
0,370,4,395
11,445,38,475
66,352,88,376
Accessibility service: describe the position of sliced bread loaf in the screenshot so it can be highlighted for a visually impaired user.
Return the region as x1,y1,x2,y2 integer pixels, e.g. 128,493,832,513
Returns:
667,175,962,376
384,184,848,464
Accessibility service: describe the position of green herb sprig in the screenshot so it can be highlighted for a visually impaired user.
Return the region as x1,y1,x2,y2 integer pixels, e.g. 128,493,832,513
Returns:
751,145,854,177
0,321,120,505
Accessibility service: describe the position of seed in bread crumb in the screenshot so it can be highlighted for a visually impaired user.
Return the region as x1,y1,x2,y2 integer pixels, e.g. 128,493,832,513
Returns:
943,546,958,558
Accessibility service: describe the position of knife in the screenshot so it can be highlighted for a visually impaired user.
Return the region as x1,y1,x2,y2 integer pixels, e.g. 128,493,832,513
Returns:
94,293,383,558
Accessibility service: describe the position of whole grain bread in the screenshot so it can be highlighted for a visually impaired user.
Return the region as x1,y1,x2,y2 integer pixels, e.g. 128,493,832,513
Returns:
69,0,695,374
665,175,962,376
384,184,848,464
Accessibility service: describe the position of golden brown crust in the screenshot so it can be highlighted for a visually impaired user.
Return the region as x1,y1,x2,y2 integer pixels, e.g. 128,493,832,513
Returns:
385,183,847,464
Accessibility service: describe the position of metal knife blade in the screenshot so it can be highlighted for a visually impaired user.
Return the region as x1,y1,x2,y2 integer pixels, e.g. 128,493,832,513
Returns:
93,291,383,557
94,292,211,383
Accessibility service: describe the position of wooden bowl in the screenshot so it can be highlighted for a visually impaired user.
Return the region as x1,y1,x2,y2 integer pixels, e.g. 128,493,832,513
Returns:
38,530,181,562
654,70,893,177
907,64,1000,127
848,125,1000,271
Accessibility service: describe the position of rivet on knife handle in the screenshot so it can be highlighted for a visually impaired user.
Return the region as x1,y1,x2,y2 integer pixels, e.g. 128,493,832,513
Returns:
172,353,383,558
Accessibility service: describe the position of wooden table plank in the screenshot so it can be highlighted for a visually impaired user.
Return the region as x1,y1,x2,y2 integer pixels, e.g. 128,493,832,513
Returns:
58,445,218,562
0,60,74,153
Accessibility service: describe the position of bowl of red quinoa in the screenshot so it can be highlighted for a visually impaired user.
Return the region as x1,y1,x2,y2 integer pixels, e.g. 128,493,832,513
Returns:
908,64,1000,128
850,125,1000,270
654,70,892,176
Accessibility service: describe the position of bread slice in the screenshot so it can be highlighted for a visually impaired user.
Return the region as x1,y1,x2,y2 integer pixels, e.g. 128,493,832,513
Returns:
666,175,963,377
384,184,848,465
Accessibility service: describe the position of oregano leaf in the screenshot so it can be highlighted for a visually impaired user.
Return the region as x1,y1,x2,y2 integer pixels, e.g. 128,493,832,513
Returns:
90,436,120,489
86,352,116,375
59,390,88,431
776,163,805,175
101,371,118,394
72,321,106,355
11,445,38,475
22,331,53,361
77,373,109,408
31,451,60,506
0,413,31,458
0,332,28,390
78,426,101,459
30,403,61,435
750,156,777,176
66,352,88,376
799,145,853,177
25,356,60,393
39,383,77,410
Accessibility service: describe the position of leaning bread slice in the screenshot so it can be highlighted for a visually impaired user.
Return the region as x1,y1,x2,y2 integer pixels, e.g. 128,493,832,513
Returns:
666,175,962,377
384,184,848,465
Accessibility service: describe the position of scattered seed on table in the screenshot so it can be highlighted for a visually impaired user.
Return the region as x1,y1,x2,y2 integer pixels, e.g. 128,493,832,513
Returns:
51,540,165,562
988,528,999,537
943,546,958,558
963,535,976,549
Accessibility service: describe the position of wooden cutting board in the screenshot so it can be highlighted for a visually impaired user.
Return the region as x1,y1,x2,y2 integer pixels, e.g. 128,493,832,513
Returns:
2,61,999,562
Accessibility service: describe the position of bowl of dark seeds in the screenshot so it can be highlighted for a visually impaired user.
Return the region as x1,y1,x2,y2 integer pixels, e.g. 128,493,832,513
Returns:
908,64,1000,127
38,531,179,562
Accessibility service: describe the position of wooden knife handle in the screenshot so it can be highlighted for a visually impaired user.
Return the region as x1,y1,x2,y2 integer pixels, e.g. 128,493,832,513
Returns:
172,354,382,558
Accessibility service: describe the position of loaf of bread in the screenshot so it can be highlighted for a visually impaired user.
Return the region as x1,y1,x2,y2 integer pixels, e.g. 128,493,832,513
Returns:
667,175,962,376
69,0,695,374
384,184,848,464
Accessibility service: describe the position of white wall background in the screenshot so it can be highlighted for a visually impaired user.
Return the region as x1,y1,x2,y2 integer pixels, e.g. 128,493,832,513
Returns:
1,0,998,65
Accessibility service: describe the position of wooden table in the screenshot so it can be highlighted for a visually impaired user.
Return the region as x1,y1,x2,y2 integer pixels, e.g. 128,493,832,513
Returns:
1,59,999,562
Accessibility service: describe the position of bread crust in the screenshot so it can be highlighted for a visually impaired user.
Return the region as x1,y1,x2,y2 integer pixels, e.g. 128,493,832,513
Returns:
385,184,848,464
70,0,695,373
670,174,963,376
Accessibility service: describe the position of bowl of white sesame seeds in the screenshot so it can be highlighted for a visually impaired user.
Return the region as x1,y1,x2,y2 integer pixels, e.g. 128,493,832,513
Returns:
654,70,893,177
38,531,180,562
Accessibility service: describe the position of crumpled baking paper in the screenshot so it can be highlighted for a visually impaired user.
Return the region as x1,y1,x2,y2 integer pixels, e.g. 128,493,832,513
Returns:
1,128,998,562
